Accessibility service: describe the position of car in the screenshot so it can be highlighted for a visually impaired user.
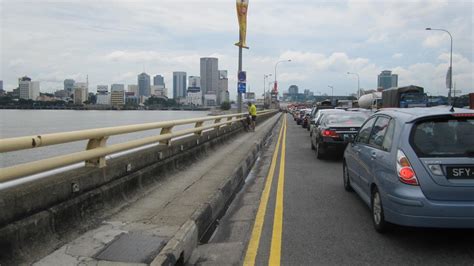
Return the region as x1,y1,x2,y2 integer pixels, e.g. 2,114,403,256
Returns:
302,110,312,129
296,108,311,125
309,109,345,136
343,108,474,233
311,111,369,158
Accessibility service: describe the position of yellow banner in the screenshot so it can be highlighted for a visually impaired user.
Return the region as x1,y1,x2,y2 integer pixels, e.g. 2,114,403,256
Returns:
235,0,249,49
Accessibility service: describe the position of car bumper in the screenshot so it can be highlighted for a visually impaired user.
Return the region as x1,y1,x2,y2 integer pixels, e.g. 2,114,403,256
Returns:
383,192,474,228
321,139,348,151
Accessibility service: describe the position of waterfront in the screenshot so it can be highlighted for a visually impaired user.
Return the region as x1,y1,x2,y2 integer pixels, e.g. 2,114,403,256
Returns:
0,110,210,167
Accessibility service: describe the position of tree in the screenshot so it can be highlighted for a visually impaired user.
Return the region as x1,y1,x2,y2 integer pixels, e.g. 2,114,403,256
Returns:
220,101,231,110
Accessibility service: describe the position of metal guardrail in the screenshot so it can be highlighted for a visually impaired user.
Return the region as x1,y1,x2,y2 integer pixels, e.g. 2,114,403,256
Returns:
0,110,277,183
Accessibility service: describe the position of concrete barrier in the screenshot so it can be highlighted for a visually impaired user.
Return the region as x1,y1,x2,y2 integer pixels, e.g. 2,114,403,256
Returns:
0,111,277,264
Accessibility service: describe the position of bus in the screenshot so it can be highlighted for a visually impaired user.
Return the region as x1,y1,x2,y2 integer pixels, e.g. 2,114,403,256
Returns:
382,85,428,108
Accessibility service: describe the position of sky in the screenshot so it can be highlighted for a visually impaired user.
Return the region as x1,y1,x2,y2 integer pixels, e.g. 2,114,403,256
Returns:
1,0,473,100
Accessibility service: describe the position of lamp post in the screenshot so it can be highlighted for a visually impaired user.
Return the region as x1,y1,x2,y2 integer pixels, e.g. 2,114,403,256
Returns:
347,72,360,99
273,59,291,96
328,85,334,105
263,74,272,109
425,27,453,104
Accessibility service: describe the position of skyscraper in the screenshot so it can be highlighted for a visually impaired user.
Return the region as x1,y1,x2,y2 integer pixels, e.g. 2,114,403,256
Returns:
138,73,151,96
73,82,88,105
0,80,3,91
288,85,299,95
173,72,187,99
200,57,218,95
64,79,75,93
111,84,125,106
153,75,165,86
377,70,398,90
18,76,40,100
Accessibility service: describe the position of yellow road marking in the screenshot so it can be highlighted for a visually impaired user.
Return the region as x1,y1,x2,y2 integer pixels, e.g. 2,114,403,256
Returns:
269,114,287,266
243,115,285,266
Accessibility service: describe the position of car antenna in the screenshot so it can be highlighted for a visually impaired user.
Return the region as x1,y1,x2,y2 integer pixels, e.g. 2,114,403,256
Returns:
449,97,457,113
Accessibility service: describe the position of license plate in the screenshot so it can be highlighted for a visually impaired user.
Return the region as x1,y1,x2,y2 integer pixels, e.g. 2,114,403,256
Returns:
446,167,474,179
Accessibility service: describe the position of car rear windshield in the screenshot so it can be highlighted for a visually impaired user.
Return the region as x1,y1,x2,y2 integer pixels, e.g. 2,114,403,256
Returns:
411,116,474,157
323,113,369,126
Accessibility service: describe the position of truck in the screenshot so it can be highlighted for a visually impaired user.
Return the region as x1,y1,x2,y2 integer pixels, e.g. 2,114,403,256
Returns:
358,92,382,109
382,85,428,108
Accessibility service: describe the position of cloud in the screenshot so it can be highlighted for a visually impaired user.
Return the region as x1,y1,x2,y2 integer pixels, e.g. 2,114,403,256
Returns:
392,53,403,59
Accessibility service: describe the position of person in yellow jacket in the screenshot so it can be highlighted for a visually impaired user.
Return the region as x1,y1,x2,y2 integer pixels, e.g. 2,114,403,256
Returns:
248,102,257,131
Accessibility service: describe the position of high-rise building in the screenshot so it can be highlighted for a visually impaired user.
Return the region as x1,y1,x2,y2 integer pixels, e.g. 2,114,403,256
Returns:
0,80,3,91
288,85,299,95
153,75,165,86
217,70,228,105
377,70,398,90
96,85,110,105
138,73,151,96
18,76,40,100
189,76,201,88
111,84,125,106
200,57,219,95
64,79,75,94
73,82,88,105
173,71,187,99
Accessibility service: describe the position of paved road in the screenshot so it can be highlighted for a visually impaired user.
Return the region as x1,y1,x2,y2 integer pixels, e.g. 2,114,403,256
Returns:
238,114,474,265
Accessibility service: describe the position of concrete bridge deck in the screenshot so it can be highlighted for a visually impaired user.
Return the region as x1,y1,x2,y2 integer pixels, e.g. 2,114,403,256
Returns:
29,114,280,265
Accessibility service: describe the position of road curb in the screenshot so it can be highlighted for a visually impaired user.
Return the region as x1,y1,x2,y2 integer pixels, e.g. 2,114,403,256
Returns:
151,113,282,265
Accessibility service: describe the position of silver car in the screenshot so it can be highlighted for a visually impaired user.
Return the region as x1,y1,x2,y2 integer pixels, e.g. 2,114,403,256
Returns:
343,108,474,232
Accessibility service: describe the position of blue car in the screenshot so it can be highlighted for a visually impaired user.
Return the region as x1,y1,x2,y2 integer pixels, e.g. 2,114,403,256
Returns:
343,107,474,232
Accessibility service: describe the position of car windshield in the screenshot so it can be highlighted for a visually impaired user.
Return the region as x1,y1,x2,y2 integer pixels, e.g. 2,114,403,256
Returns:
411,116,474,157
323,113,369,126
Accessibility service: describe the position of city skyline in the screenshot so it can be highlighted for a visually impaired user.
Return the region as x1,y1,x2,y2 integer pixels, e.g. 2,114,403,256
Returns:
1,1,472,99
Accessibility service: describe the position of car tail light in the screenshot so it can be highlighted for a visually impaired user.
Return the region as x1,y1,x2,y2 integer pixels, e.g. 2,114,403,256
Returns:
397,150,419,186
452,113,474,117
322,129,339,138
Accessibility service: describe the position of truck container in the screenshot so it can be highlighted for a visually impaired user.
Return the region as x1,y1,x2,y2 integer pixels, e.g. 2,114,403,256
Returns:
382,85,428,108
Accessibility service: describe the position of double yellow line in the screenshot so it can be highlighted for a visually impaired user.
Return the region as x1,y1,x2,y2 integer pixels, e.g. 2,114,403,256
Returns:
244,114,287,266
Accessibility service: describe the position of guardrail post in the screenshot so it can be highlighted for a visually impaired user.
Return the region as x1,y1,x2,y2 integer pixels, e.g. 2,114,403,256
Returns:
194,121,204,136
159,126,174,145
85,137,109,168
214,118,222,131
226,116,233,126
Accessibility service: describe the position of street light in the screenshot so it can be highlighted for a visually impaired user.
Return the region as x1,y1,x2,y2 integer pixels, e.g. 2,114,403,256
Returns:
274,59,292,94
426,27,453,104
263,74,272,108
328,85,334,104
347,72,360,99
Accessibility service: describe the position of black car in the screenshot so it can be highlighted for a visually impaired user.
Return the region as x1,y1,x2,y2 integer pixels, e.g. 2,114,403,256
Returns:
311,111,370,159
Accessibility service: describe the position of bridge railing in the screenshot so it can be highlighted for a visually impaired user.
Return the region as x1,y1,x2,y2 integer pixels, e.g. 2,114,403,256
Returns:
0,110,277,183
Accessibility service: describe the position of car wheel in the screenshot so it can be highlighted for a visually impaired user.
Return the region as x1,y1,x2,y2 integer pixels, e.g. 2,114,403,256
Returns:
343,163,353,192
371,187,390,233
316,142,325,159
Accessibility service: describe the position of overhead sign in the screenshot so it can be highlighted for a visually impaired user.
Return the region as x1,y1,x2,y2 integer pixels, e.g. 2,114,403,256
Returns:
238,82,246,93
238,71,247,82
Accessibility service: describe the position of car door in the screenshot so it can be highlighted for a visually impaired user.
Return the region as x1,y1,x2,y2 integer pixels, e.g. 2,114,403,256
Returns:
360,116,394,197
346,116,376,200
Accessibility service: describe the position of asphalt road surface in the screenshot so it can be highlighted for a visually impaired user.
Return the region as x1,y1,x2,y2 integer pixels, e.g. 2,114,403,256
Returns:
237,114,474,265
